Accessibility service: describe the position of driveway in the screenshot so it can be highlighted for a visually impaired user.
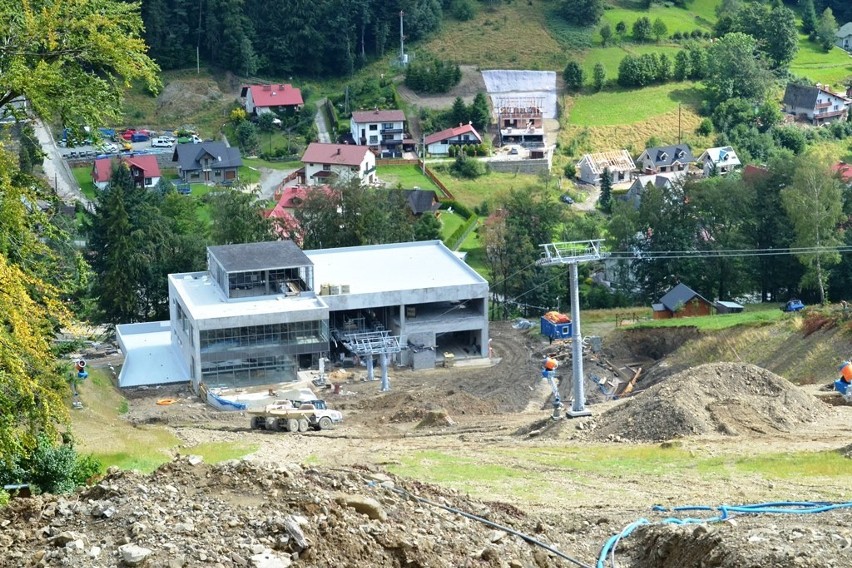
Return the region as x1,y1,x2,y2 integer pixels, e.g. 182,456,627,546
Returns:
32,119,94,212
257,167,299,200
314,98,331,144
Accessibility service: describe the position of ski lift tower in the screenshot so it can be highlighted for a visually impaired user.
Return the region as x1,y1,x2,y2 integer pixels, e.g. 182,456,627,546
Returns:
344,330,404,392
537,239,608,417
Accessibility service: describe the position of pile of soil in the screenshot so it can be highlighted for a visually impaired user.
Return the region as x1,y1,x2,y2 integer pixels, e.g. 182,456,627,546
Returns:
415,410,456,429
359,391,498,424
588,363,828,442
0,457,572,568
156,79,228,121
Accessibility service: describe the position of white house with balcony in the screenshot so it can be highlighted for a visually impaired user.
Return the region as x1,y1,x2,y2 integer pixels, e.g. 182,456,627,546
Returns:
300,143,376,186
782,83,850,126
350,109,408,154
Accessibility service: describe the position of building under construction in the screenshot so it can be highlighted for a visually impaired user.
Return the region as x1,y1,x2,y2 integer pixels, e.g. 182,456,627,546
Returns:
495,97,545,147
116,240,489,390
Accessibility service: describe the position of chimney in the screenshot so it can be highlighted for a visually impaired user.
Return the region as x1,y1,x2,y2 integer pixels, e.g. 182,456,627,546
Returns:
263,85,271,91
459,122,463,127
336,148,341,155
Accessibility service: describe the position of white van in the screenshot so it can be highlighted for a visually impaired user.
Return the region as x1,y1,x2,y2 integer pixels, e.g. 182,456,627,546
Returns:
151,137,175,148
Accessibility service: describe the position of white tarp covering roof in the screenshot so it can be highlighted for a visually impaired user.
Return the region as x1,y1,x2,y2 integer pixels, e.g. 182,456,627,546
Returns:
482,70,557,119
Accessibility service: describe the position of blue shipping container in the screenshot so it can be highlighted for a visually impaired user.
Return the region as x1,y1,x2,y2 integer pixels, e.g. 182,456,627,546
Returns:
541,317,572,340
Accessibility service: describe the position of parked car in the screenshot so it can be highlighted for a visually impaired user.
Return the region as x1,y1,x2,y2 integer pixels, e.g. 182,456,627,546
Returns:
781,299,805,312
151,137,175,148
560,194,574,205
509,146,519,155
131,132,150,142
177,134,202,144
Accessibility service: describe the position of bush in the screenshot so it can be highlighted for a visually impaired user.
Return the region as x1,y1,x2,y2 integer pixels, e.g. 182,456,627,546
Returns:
563,162,577,179
450,153,487,179
0,434,102,494
696,118,713,137
452,0,476,21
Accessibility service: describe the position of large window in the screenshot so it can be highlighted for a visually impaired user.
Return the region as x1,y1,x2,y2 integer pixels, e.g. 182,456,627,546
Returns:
200,320,328,353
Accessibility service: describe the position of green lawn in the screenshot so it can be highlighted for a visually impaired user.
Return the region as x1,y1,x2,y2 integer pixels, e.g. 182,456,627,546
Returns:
71,165,97,200
790,36,852,90
567,81,702,126
432,169,543,208
580,44,685,81
377,164,440,192
602,4,713,38
630,304,785,331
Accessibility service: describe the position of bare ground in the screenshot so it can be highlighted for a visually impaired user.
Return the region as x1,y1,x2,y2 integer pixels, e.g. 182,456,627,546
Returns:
55,322,852,567
396,65,488,111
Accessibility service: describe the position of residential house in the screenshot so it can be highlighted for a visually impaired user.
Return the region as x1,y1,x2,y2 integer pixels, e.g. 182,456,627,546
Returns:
714,300,744,314
241,84,303,116
300,143,376,186
619,171,685,209
350,109,410,155
425,123,482,155
832,162,852,185
91,155,161,190
741,164,771,185
652,283,712,319
402,189,440,216
696,146,740,177
576,150,635,185
265,185,329,244
781,83,850,125
495,99,544,147
635,144,694,174
837,22,852,52
173,142,242,183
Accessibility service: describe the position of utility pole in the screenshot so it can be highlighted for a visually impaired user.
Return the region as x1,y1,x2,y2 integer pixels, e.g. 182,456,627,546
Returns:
678,103,682,144
537,240,608,418
421,132,426,175
399,11,405,66
196,0,203,75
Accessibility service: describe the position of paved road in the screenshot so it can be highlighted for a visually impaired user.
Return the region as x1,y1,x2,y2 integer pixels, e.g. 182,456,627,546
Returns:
32,119,93,211
257,167,298,200
314,98,331,144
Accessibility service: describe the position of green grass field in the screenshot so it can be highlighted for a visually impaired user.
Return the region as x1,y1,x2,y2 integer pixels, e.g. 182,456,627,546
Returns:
566,81,701,126
71,165,97,201
629,303,785,331
432,169,543,208
377,164,441,192
602,3,713,38
790,36,852,90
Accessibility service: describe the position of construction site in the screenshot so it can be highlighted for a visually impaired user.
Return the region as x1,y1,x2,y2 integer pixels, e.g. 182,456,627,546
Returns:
4,307,852,567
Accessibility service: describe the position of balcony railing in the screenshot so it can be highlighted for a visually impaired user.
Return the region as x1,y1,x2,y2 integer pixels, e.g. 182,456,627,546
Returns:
381,127,404,134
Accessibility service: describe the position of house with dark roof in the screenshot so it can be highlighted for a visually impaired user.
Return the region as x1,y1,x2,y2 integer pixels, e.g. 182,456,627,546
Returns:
402,189,440,215
619,171,685,209
652,283,713,319
350,109,412,155
635,144,694,174
837,22,852,52
241,84,303,115
300,143,376,186
782,83,850,125
173,142,242,183
91,155,161,190
425,123,482,155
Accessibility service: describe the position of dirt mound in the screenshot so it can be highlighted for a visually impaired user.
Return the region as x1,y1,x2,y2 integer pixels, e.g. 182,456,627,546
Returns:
415,409,456,429
588,363,828,442
361,390,498,424
156,79,229,121
0,457,564,568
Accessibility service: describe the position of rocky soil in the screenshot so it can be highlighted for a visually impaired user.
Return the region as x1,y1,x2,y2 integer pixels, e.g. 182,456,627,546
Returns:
18,323,852,567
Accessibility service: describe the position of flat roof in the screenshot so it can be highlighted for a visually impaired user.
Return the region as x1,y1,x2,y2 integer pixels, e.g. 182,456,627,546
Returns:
304,240,487,295
170,272,328,321
116,322,189,387
208,241,312,273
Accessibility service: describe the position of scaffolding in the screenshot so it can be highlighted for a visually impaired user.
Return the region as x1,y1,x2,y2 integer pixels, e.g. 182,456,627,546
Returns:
537,239,608,417
342,330,404,392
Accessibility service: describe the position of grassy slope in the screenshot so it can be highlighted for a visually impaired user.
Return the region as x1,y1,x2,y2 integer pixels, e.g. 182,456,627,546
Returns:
790,35,852,91
377,164,441,191
71,368,256,473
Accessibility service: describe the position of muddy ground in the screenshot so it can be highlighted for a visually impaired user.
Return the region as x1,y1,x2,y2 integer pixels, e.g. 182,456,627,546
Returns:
27,322,852,567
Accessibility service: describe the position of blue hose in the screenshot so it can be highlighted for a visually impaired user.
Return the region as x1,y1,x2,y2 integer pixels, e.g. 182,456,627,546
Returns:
598,501,852,568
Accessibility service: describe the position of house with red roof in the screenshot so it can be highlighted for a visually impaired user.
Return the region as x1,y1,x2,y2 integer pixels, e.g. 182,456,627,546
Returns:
241,84,304,116
349,109,411,156
832,161,852,185
300,143,376,186
425,123,482,156
91,155,161,190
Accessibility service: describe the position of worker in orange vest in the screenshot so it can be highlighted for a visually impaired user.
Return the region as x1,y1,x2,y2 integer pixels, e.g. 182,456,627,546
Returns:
542,356,558,377
836,361,852,395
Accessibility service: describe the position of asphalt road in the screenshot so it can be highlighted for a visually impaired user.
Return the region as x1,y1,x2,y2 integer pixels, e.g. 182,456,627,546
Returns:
32,119,93,211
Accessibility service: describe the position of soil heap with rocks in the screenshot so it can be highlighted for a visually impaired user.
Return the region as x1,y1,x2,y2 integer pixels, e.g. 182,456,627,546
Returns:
0,457,580,568
588,362,828,442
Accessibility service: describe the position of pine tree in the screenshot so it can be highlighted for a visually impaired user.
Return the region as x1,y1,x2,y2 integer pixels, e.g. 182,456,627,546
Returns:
470,93,491,132
592,63,607,92
801,0,817,36
450,97,468,126
563,61,585,91
599,168,613,213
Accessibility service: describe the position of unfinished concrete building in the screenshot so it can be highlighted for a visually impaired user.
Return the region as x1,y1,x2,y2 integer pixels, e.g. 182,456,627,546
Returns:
495,98,545,147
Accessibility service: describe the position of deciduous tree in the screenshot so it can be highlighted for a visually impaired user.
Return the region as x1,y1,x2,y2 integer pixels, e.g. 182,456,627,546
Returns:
592,63,607,92
816,8,838,52
563,61,585,92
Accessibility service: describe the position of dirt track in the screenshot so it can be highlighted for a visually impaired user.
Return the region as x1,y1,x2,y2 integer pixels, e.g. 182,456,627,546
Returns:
97,322,852,566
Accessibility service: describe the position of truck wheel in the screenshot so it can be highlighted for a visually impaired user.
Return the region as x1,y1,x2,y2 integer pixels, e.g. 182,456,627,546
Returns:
317,416,333,431
286,419,299,433
250,416,265,430
273,418,286,431
298,418,310,433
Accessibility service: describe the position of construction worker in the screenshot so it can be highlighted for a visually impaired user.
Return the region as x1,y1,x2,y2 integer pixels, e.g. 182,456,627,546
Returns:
542,356,558,378
836,361,852,395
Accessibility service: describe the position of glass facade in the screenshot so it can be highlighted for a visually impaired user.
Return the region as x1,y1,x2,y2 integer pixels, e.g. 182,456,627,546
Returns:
199,320,328,387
